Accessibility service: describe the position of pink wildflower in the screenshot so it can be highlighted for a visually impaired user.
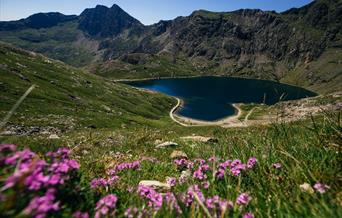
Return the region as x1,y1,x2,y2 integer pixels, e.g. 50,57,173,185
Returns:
184,185,205,206
231,159,242,168
272,163,282,169
165,192,182,214
24,189,59,218
174,158,188,168
193,169,207,180
236,193,252,206
124,207,138,218
138,185,163,210
202,181,210,189
0,144,16,153
166,177,177,187
243,212,255,218
215,168,225,179
247,157,257,169
208,156,219,162
90,178,108,189
219,160,232,170
73,211,89,218
314,183,330,194
94,194,118,218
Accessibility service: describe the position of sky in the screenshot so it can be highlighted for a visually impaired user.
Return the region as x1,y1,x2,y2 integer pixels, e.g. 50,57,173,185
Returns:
0,0,313,25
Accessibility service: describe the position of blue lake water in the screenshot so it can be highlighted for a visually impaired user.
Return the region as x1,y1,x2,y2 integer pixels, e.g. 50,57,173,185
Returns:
126,77,317,121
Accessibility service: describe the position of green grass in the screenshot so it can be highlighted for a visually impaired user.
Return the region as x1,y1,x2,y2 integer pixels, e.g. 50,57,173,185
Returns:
0,43,341,217
0,22,97,67
1,113,341,217
281,48,342,94
0,43,175,131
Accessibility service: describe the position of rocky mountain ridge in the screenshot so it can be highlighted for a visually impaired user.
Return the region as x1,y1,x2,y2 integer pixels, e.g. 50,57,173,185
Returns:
0,0,341,93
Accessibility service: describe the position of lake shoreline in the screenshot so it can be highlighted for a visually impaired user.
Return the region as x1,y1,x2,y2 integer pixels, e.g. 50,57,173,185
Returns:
169,97,247,127
115,75,318,94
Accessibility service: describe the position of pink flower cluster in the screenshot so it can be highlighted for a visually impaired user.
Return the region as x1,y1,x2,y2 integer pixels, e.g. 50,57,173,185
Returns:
164,192,182,215
90,176,119,189
314,182,330,194
205,195,233,215
91,160,140,190
107,161,140,176
183,185,205,206
236,193,252,206
215,157,258,178
174,158,189,168
181,185,251,216
137,185,163,210
243,212,255,218
166,177,177,187
2,146,79,191
124,207,148,218
0,145,81,218
73,211,89,218
136,185,182,214
23,188,59,218
94,194,118,218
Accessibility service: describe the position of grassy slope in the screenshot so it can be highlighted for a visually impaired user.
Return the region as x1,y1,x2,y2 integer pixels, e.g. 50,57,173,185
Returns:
0,43,176,132
281,48,342,94
2,112,341,217
0,22,97,67
0,44,341,217
90,53,200,79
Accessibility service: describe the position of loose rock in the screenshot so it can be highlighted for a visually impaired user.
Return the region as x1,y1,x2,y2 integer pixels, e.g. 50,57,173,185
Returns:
170,150,188,159
299,183,314,194
155,141,178,148
48,134,60,139
180,136,218,143
139,180,171,190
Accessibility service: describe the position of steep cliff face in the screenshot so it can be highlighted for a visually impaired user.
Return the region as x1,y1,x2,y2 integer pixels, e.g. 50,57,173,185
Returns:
0,0,341,92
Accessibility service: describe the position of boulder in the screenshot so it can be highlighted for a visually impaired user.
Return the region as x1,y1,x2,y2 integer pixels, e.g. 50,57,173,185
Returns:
155,141,178,148
170,150,188,159
139,180,171,190
48,134,60,139
180,136,218,143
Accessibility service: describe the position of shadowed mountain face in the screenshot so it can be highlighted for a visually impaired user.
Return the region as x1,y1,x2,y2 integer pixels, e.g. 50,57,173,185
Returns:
0,0,341,93
0,12,77,30
78,4,144,37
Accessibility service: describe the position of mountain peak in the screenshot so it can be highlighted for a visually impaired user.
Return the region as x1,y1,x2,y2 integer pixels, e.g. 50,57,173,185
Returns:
110,4,122,9
78,4,143,37
94,5,109,9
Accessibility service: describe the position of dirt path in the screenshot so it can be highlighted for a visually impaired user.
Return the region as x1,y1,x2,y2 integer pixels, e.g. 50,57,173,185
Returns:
244,107,258,122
